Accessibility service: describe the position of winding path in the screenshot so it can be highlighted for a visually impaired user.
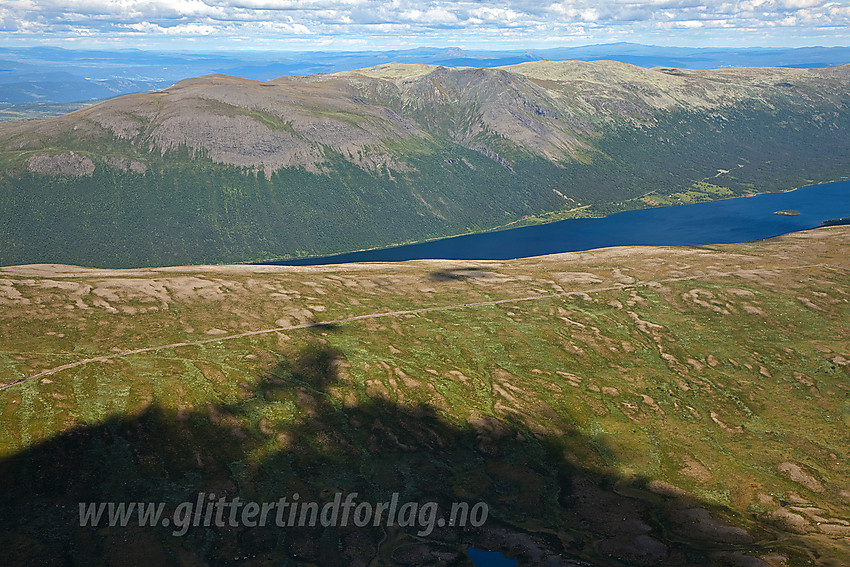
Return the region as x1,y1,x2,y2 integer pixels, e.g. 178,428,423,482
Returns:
0,263,824,392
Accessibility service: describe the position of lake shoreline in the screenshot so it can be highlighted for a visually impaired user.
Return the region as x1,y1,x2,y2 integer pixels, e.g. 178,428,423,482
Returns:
258,176,850,266
261,178,850,267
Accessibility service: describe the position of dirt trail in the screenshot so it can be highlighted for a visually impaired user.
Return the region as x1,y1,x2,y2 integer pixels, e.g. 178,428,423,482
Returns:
0,263,822,391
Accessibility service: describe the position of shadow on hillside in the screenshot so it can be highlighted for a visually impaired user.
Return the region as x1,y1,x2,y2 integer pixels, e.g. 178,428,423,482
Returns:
0,339,783,567
427,268,496,282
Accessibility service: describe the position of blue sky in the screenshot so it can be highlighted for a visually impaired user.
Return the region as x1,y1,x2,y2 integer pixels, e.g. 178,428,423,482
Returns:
1,0,848,51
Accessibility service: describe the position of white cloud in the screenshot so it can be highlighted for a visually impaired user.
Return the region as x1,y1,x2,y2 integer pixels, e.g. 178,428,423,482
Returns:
124,21,221,34
208,0,365,10
397,6,459,24
779,0,827,8
1,0,848,48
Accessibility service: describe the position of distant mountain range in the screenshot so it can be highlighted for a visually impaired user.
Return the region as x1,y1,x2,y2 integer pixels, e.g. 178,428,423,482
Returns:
1,60,848,267
2,43,850,106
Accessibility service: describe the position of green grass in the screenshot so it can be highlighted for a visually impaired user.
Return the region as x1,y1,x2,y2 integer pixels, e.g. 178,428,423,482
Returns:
0,231,848,564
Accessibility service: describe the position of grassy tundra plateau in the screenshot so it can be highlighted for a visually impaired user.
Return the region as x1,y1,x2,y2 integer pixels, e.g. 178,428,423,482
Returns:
0,61,849,267
0,227,848,565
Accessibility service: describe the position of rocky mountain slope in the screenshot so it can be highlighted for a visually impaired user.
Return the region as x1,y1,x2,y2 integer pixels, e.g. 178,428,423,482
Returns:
1,61,849,267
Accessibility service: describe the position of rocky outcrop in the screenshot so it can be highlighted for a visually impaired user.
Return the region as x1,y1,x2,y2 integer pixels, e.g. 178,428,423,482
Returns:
27,152,95,177
104,156,147,174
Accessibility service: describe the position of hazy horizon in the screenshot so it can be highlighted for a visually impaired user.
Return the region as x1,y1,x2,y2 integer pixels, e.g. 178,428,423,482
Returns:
3,41,850,54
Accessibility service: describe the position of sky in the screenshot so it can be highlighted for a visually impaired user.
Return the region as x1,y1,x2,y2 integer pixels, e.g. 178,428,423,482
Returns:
0,0,848,51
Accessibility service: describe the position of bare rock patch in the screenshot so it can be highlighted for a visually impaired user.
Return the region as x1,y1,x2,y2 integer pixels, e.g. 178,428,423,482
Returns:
27,152,95,176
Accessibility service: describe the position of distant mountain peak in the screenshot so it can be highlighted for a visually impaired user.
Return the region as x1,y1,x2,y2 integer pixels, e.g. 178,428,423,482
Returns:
443,48,467,57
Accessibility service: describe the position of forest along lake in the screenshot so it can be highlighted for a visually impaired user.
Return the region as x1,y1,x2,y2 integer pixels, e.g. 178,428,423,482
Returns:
268,180,850,266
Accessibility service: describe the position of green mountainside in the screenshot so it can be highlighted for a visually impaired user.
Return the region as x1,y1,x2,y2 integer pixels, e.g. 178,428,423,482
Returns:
1,61,849,267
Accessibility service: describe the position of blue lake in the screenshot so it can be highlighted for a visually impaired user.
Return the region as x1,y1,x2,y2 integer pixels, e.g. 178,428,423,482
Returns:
268,180,850,266
466,547,518,566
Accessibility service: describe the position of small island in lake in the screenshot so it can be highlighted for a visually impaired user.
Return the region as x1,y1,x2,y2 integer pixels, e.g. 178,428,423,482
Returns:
774,209,801,215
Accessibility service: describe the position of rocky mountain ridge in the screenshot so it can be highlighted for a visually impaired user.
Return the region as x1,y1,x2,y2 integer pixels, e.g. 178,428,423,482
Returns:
5,61,848,175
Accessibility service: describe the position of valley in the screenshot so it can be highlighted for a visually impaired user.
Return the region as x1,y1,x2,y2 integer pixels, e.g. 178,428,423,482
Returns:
1,61,849,268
